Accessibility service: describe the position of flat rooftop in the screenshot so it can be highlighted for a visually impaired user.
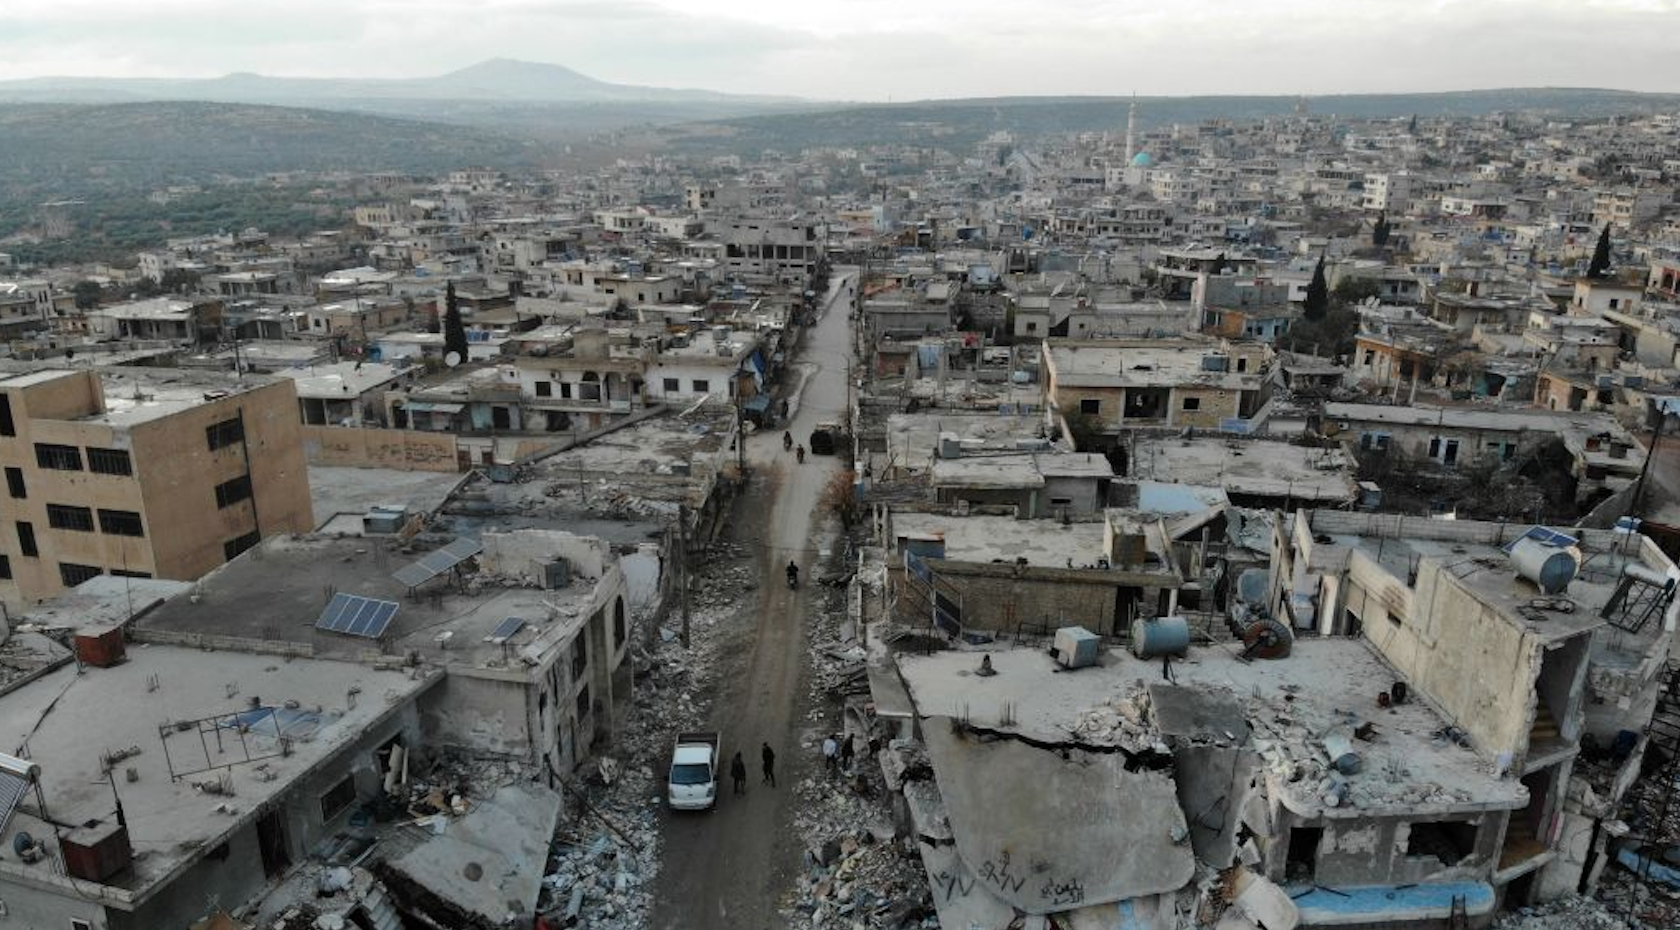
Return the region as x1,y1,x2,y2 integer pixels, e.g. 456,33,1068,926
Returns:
137,534,601,670
1131,436,1358,502
90,368,286,428
277,360,409,399
890,512,1108,568
1046,342,1260,390
896,639,1526,819
0,646,439,904
884,413,1051,475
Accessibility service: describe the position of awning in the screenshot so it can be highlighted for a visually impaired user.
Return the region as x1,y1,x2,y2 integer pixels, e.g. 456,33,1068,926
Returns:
741,395,771,413
404,402,464,415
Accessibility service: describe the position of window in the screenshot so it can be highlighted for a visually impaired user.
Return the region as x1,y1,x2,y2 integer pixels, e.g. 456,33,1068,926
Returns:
1405,821,1477,866
614,598,627,647
34,444,82,471
576,684,591,721
215,475,253,508
86,448,133,476
110,569,151,579
534,381,552,397
319,774,357,822
71,920,94,930
559,382,572,399
1236,357,1249,373
4,467,23,499
663,377,680,392
1285,826,1322,883
1363,350,1375,365
1079,399,1101,415
46,504,94,533
58,562,102,587
0,555,10,579
1026,321,1038,333
571,640,587,679
17,522,36,558
0,394,12,437
97,509,145,537
691,379,710,394
1182,397,1202,411
206,417,244,451
224,530,261,562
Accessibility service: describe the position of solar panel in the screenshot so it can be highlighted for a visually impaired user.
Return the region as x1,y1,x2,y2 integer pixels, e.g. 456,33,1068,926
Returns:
485,616,525,644
0,770,30,836
393,537,484,588
392,562,438,589
315,593,399,639
1502,526,1580,554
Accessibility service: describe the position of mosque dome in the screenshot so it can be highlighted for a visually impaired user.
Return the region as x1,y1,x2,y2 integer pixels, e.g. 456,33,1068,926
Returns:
1130,151,1154,168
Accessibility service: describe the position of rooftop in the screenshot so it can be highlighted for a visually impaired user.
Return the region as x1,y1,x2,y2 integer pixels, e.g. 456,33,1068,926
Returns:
890,512,1109,568
1045,341,1260,390
0,645,440,905
277,360,410,399
137,533,608,670
896,639,1527,819
1130,436,1358,503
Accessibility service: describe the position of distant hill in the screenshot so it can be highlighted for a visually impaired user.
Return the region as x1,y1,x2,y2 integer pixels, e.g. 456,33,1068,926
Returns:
0,58,809,136
0,101,546,196
661,87,1680,155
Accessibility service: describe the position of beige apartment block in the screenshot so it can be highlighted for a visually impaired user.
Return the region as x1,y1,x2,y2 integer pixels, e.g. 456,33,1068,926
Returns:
0,367,313,609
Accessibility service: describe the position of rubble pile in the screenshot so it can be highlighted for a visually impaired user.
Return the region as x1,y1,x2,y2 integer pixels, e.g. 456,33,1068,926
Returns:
1070,681,1162,752
784,772,932,929
1492,894,1631,930
539,766,662,930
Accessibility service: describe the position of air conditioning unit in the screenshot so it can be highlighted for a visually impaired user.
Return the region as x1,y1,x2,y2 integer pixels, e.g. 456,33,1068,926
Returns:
1053,626,1100,669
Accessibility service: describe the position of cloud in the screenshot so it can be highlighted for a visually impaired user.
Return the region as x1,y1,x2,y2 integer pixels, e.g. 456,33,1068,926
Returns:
0,0,1675,98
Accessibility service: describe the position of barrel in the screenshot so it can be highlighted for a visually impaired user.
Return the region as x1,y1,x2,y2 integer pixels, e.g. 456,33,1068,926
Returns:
1508,538,1580,595
1131,616,1190,659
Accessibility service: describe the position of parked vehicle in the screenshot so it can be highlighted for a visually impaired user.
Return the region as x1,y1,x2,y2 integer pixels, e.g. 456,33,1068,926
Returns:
667,731,721,811
809,420,844,455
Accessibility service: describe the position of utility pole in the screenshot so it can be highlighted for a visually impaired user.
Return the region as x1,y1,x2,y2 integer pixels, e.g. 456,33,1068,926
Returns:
677,502,691,649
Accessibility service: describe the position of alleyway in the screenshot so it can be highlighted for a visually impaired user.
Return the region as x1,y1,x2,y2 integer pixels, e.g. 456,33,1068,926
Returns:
651,270,856,929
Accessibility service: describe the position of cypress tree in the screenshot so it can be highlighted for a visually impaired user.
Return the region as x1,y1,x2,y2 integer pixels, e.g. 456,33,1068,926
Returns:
1303,255,1329,321
1587,223,1613,279
443,281,469,362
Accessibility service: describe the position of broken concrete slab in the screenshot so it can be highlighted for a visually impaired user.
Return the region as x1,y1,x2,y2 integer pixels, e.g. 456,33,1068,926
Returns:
1173,746,1263,868
1229,867,1299,930
1147,683,1249,746
922,717,1197,914
383,781,564,927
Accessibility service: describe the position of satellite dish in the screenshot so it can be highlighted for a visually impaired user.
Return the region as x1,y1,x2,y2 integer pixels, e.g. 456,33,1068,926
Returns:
443,351,462,368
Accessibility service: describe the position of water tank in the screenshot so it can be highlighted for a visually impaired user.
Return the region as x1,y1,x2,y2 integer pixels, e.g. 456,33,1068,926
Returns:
1235,568,1269,605
544,560,572,590
1130,616,1190,659
1053,626,1101,669
1508,537,1580,594
937,432,962,460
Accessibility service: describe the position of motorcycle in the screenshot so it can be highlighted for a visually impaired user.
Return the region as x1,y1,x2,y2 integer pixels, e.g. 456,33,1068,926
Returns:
796,445,806,464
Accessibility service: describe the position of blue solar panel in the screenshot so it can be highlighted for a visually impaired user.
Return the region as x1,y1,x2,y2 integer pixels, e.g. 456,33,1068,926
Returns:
486,616,525,644
1502,526,1580,554
315,593,399,639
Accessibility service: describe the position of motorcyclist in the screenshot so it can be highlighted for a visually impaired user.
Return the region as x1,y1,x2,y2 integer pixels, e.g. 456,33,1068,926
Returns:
783,430,793,451
796,444,806,463
786,561,799,588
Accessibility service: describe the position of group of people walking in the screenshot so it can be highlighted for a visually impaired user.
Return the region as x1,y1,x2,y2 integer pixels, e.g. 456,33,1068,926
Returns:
724,733,862,797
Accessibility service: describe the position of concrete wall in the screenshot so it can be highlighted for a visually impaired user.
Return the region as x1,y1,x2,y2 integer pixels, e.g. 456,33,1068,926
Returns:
134,379,315,583
900,560,1175,636
0,876,112,930
1169,386,1243,428
301,425,462,472
1361,558,1542,764
423,673,533,758
1276,810,1503,888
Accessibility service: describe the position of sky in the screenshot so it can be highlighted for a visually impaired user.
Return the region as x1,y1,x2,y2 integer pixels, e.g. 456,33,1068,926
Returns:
2,0,1679,100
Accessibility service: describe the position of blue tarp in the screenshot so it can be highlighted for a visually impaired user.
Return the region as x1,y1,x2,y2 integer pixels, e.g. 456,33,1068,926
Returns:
741,395,771,413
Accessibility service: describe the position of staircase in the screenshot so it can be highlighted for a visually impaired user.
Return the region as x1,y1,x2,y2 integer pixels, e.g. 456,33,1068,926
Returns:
898,550,966,637
1529,703,1561,750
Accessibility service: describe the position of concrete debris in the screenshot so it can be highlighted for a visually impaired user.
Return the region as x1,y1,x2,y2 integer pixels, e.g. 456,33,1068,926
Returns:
1491,894,1640,930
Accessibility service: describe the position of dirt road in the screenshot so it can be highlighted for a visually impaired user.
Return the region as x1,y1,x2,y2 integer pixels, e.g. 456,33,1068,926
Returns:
651,270,857,930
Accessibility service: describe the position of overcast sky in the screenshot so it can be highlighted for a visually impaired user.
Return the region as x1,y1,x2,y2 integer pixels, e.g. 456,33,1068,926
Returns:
3,0,1678,100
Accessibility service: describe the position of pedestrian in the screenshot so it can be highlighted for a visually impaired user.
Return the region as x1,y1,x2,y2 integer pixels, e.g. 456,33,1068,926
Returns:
839,734,855,773
822,734,839,773
761,742,777,787
730,751,747,795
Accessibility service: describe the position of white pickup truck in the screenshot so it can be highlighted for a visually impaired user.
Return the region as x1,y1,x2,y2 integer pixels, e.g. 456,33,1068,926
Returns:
667,731,721,811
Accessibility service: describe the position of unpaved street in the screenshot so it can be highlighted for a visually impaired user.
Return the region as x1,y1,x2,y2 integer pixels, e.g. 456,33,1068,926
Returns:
652,270,856,930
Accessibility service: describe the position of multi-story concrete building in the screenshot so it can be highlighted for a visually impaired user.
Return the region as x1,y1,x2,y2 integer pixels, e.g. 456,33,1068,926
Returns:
0,367,314,609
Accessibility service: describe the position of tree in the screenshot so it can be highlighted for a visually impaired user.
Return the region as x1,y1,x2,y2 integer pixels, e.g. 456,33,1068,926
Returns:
72,280,103,311
442,281,469,363
1303,255,1329,322
1371,213,1390,248
1587,223,1613,279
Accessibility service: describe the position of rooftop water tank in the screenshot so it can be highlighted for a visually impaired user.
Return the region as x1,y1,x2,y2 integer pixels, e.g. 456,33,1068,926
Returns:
1508,537,1580,594
1130,616,1189,660
1054,626,1101,669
